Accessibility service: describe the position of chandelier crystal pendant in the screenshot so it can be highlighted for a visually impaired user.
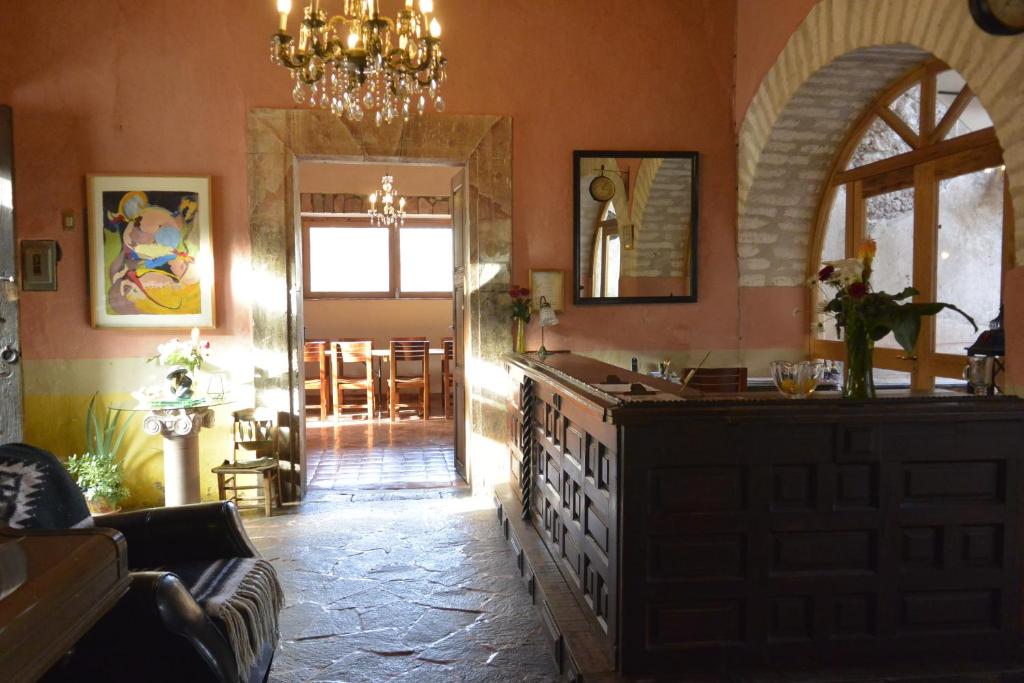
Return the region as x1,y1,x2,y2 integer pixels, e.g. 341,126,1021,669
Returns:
271,0,447,127
368,174,407,226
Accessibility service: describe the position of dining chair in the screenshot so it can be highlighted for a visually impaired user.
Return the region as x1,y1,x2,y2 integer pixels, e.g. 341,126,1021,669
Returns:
388,337,430,421
303,340,330,421
331,340,375,421
683,366,748,393
212,408,282,517
441,337,455,420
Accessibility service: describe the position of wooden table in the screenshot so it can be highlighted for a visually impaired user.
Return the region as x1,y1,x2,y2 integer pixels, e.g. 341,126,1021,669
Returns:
0,526,130,683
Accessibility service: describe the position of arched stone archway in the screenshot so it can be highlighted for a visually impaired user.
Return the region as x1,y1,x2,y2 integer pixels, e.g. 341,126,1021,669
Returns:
738,0,1024,285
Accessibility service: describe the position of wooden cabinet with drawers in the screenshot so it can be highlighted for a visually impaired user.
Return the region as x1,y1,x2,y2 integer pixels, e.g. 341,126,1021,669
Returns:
501,352,1024,680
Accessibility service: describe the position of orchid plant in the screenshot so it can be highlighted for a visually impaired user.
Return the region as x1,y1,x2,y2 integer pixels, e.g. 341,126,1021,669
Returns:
813,239,975,398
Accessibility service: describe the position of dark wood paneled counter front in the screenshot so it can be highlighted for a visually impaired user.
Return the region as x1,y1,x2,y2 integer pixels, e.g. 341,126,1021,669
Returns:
497,352,1024,680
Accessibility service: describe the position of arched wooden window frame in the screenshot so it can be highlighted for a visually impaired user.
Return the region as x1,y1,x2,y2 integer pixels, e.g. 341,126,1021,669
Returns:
807,59,1016,390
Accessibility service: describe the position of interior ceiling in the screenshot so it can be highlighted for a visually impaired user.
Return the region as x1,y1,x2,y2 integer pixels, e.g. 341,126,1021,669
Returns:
299,161,461,197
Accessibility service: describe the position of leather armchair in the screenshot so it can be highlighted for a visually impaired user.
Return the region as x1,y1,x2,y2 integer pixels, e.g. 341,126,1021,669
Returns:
101,500,260,567
0,444,281,683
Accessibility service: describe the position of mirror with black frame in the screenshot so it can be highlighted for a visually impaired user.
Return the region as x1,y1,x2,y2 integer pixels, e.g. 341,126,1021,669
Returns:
574,150,699,304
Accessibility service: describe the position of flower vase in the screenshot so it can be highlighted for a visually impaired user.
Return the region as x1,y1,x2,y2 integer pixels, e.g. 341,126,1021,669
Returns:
166,366,196,400
514,319,526,354
844,315,876,400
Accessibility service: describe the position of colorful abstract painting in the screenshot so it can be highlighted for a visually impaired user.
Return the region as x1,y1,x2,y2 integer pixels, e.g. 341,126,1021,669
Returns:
88,175,215,328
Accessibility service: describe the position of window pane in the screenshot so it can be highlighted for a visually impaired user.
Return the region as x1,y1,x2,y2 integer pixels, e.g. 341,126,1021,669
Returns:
816,185,846,341
889,82,920,135
308,227,390,292
935,166,1003,355
936,69,993,140
605,234,620,297
847,116,912,169
943,97,994,140
865,187,915,349
400,227,453,292
873,367,912,388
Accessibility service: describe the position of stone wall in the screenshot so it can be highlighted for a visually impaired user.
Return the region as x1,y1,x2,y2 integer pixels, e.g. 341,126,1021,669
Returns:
738,45,926,286
626,157,693,279
738,0,1024,282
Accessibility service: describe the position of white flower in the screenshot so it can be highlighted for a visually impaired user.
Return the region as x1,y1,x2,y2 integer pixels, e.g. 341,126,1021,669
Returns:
823,258,864,286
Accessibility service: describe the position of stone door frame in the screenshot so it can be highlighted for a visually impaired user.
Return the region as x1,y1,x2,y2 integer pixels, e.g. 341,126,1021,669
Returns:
247,110,513,498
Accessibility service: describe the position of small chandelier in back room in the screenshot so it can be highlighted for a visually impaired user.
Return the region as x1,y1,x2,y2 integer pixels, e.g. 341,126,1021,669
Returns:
271,0,447,126
368,174,406,227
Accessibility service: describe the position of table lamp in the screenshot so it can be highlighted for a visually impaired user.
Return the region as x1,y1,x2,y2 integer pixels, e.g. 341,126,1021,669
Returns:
537,296,559,358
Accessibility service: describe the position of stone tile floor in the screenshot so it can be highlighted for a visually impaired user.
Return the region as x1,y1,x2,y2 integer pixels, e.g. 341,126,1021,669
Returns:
247,490,560,682
244,414,558,682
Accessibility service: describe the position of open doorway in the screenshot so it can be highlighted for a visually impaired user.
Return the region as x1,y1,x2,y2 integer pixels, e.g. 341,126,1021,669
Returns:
297,160,465,492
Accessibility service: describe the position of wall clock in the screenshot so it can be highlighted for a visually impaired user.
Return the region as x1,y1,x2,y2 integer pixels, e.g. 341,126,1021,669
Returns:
589,174,615,202
970,0,1024,35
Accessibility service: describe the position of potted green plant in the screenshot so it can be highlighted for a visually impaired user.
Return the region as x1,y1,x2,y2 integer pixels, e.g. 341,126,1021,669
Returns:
66,393,132,514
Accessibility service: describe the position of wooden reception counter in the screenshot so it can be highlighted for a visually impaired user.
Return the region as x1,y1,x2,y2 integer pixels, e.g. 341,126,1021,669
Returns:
496,352,1024,680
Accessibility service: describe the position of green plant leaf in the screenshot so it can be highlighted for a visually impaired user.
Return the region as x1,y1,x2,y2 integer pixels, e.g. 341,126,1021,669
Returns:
890,309,922,353
87,393,101,455
891,287,919,302
109,409,133,462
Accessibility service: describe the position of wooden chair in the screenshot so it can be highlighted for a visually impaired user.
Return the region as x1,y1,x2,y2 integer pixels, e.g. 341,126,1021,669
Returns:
442,337,455,419
212,408,282,516
683,367,748,393
331,340,375,420
303,340,330,421
388,337,430,421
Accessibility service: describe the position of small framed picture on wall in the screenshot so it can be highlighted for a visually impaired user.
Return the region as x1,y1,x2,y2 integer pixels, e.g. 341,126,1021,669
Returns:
21,239,59,291
530,269,565,312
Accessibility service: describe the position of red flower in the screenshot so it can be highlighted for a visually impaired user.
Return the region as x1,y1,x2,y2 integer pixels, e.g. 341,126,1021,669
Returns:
509,286,521,297
519,287,529,296
847,282,867,299
817,265,835,282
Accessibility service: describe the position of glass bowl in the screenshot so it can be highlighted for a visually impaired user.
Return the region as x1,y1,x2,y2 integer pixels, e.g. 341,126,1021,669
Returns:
770,360,825,399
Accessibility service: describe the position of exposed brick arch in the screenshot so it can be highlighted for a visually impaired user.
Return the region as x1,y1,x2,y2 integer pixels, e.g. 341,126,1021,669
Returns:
738,0,1024,286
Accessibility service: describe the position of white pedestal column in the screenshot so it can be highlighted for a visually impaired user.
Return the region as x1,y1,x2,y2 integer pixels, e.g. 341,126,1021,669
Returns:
143,408,214,506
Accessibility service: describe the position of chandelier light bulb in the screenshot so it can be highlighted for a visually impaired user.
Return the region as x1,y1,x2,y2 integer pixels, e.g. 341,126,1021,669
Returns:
347,32,359,49
420,0,433,14
369,192,377,205
429,18,441,38
405,0,414,7
277,0,292,31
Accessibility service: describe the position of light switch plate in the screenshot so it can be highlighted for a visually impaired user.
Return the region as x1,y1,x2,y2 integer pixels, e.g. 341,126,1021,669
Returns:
61,210,75,231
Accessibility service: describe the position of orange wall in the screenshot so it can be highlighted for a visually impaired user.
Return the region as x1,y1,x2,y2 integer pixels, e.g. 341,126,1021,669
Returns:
734,0,819,130
2,1,780,372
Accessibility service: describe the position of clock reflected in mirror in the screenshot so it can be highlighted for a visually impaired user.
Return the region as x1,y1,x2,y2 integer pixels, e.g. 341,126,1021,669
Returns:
574,150,699,305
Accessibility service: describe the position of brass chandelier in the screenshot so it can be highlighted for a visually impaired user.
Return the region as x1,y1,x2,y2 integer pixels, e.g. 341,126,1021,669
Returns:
368,174,406,226
272,0,447,126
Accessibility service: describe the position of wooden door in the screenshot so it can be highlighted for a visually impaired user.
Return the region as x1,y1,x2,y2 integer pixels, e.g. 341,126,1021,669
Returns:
451,170,468,481
0,106,23,443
